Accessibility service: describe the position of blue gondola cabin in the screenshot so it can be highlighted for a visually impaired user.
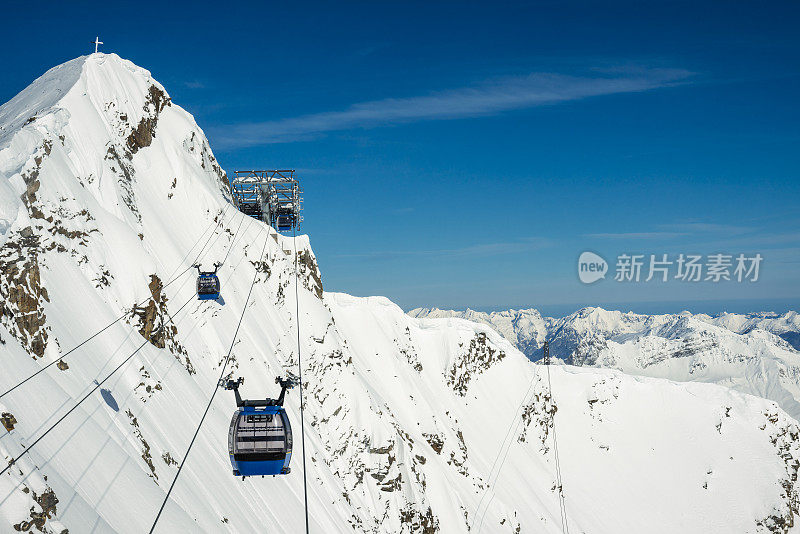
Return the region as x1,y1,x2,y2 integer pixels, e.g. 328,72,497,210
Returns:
195,263,221,300
221,377,295,478
228,406,292,477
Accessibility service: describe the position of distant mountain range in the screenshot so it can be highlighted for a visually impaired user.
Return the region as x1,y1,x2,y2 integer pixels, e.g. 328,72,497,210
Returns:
410,307,800,420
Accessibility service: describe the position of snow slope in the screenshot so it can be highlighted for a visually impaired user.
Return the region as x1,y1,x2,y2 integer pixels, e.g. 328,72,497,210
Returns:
699,311,800,350
408,308,549,360
1,54,799,533
411,306,800,422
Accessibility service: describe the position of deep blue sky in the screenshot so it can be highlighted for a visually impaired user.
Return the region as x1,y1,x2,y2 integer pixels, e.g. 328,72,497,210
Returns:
3,1,799,316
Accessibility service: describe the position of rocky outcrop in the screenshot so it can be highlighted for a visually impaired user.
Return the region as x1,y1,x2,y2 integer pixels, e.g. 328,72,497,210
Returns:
0,227,50,359
399,505,438,534
12,487,61,533
126,85,171,154
1,412,17,432
130,274,193,374
298,250,323,299
132,275,169,348
446,332,506,396
126,410,158,483
757,411,800,532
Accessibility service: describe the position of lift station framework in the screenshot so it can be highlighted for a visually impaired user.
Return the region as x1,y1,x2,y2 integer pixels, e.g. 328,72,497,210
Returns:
231,170,303,232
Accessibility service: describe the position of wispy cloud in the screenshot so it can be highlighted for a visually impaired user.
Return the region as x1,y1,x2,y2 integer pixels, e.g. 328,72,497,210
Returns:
212,68,691,147
587,221,759,241
335,237,550,260
184,80,205,89
586,232,687,239
658,222,754,234
686,232,800,250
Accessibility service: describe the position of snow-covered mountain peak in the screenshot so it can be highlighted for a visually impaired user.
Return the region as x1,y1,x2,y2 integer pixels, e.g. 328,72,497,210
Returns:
0,52,229,238
0,53,168,152
3,55,800,533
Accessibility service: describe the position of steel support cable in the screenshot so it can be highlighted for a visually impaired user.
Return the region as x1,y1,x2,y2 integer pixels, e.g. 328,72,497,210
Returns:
293,227,311,534
222,215,256,272
0,315,133,401
157,203,231,300
545,362,569,534
159,204,244,305
219,210,246,267
186,204,234,273
0,294,195,478
152,203,231,298
0,203,234,401
165,207,242,305
176,221,265,345
472,365,541,533
473,354,570,534
470,369,539,531
164,203,230,288
148,227,271,534
137,220,264,424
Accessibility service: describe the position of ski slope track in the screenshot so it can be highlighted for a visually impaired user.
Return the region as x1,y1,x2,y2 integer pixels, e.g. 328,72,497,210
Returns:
1,54,799,533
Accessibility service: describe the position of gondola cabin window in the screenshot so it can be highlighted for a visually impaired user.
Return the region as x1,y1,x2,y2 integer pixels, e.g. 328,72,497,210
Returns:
234,410,286,457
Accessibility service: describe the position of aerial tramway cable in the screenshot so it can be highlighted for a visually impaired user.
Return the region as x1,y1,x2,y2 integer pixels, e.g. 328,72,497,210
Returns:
0,205,274,530
0,294,195,478
472,341,570,533
293,226,311,534
148,227,271,534
1,209,256,486
219,208,246,267
470,369,540,531
0,313,132,401
0,205,233,401
165,203,231,285
153,203,233,298
544,344,569,534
